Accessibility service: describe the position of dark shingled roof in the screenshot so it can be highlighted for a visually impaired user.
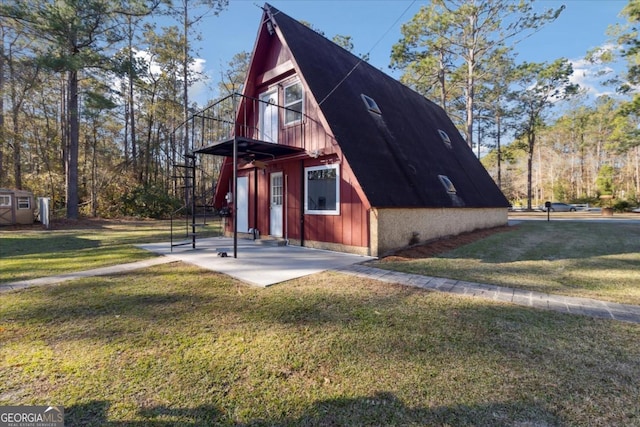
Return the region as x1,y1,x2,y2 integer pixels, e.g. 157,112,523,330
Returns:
268,4,510,209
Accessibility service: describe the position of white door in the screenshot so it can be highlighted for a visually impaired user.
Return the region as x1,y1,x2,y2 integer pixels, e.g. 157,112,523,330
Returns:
237,176,249,233
260,90,279,143
270,172,283,237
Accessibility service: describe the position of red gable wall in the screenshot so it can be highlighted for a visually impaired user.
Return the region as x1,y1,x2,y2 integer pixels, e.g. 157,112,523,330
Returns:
213,17,371,251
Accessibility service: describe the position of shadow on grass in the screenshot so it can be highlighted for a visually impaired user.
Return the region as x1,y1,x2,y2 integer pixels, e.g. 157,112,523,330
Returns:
66,392,562,426
1,235,100,257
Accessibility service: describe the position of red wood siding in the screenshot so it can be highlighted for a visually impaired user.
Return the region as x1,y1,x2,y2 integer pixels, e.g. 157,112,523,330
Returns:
212,19,370,252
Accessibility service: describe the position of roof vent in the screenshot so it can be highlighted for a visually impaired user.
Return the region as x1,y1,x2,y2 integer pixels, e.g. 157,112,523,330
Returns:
438,129,452,149
361,94,381,115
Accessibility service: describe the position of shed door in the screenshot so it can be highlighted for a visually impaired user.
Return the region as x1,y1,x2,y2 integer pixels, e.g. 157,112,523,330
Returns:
260,90,278,143
270,172,283,237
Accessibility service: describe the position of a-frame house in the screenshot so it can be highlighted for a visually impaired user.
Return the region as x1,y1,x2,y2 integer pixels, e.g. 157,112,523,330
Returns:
192,3,510,257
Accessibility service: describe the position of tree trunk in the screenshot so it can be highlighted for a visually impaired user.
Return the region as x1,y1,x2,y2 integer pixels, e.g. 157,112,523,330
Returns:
465,13,476,150
527,131,535,210
66,68,79,219
182,0,189,156
0,27,4,188
438,50,446,111
12,107,21,189
496,111,502,189
466,58,474,149
128,17,138,174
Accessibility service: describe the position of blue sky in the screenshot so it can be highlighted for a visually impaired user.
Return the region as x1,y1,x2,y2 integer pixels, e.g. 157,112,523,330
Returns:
183,0,629,103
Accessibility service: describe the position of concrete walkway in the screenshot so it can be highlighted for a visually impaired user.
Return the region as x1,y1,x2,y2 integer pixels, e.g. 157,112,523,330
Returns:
2,240,640,324
0,257,176,293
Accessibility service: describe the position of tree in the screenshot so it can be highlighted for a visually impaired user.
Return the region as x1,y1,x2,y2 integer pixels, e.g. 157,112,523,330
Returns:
165,0,227,157
217,51,250,96
510,59,578,210
474,47,515,187
0,0,159,219
391,0,564,148
0,24,5,188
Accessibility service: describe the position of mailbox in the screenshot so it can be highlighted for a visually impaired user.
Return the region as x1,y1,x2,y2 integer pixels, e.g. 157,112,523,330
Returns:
545,201,551,221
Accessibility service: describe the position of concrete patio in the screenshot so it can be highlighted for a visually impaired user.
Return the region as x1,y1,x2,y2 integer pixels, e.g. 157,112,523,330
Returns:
137,237,375,287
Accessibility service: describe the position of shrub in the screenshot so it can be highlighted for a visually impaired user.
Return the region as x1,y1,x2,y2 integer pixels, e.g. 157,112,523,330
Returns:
613,199,631,212
120,184,182,219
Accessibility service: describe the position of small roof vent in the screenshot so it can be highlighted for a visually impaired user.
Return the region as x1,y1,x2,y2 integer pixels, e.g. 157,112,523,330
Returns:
361,94,381,115
438,129,452,149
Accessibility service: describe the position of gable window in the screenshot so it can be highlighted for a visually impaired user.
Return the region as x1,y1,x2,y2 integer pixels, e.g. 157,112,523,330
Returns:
284,81,303,124
361,94,381,115
438,129,452,149
17,196,30,209
438,175,457,194
0,195,10,207
305,164,340,215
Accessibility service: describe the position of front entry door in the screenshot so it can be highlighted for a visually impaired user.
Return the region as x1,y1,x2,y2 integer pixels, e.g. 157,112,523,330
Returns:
260,90,279,143
270,172,283,237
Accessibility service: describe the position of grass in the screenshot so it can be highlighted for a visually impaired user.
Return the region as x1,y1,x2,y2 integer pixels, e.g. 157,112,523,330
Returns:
1,264,639,425
1,218,640,425
0,218,221,284
372,221,640,305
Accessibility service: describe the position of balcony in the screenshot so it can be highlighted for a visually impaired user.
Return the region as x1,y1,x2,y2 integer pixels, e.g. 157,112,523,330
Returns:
179,92,309,161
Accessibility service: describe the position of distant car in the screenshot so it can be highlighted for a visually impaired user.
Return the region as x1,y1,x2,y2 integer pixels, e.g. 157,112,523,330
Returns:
542,202,576,212
632,207,640,213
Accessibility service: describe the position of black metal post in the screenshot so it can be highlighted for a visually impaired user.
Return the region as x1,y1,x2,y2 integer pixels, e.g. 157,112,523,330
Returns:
232,94,238,258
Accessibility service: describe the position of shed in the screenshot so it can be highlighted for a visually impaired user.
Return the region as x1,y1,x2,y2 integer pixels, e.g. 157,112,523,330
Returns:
0,188,35,225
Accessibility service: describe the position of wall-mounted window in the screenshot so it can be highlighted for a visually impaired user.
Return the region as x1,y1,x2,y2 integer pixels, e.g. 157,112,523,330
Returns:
305,164,340,215
284,81,303,124
17,197,31,210
361,94,381,115
438,129,452,149
0,195,11,207
438,175,457,194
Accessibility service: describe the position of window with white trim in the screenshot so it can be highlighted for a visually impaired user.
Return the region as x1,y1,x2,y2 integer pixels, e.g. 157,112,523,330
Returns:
17,196,31,209
0,195,11,207
305,164,339,215
284,81,303,124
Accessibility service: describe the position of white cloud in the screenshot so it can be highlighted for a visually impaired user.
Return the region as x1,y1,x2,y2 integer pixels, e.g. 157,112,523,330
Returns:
569,57,619,98
130,50,212,106
189,58,213,106
566,43,627,98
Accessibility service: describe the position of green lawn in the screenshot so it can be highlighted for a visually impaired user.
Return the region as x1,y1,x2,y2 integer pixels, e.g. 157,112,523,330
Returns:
1,219,639,425
372,220,640,305
1,264,638,425
0,219,221,284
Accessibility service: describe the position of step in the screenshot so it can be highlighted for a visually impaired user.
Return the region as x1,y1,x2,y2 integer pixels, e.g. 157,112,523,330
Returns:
253,238,287,247
171,240,194,248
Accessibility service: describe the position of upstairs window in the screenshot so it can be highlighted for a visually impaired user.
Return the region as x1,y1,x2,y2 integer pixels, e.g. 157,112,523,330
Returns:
284,81,303,124
361,94,381,115
438,175,457,194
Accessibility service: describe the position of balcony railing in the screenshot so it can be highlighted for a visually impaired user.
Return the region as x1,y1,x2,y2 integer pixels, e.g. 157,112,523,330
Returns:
175,92,310,155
